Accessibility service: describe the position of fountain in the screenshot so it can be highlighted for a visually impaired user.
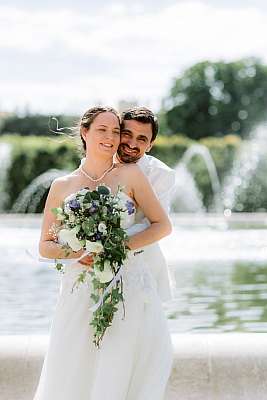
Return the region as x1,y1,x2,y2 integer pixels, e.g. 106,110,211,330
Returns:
222,124,267,213
11,169,69,213
0,142,12,212
171,143,223,213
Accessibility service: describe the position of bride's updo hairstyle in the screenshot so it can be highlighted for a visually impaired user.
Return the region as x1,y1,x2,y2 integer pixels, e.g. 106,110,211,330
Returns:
79,106,121,151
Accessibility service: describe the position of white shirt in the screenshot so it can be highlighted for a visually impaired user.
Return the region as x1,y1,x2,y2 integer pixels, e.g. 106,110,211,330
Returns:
136,154,175,302
137,154,176,214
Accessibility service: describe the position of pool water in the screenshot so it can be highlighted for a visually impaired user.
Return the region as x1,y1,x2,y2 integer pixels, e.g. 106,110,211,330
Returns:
1,214,267,335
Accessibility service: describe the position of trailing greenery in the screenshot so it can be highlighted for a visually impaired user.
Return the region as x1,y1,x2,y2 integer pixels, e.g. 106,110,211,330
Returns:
0,133,243,212
52,185,129,348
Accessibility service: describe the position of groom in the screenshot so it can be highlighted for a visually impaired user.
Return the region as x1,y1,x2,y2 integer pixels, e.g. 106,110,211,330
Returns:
80,106,175,302
116,107,176,302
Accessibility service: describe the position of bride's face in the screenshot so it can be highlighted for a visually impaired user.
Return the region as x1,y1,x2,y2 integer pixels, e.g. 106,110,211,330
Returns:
82,112,121,158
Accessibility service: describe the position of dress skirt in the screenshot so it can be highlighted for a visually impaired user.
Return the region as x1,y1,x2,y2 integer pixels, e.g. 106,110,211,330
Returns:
33,251,174,400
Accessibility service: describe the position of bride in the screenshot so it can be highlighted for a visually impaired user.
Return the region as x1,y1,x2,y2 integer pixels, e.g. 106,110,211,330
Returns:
34,106,174,400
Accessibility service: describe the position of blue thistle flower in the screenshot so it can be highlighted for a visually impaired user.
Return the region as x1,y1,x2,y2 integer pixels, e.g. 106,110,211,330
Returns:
95,233,102,240
126,200,135,215
68,199,80,211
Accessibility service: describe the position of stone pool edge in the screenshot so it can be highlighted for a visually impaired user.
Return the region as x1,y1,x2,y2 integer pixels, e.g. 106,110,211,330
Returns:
1,333,267,400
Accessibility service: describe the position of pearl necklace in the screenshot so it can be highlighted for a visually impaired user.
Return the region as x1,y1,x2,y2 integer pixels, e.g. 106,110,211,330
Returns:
79,163,115,183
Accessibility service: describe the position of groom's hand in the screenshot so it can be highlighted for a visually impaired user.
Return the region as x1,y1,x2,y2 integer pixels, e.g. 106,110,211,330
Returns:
78,253,94,269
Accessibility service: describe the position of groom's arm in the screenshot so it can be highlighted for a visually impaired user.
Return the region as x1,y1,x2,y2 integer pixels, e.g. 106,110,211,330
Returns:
144,157,176,214
153,168,176,213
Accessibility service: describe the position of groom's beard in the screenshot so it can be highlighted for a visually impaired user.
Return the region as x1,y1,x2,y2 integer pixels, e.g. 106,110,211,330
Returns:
117,143,142,163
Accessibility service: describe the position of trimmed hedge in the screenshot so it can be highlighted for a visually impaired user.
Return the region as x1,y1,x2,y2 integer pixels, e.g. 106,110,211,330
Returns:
0,135,82,211
0,134,241,212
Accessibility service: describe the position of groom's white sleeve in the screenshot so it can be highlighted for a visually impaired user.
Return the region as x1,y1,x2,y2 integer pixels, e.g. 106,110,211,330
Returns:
149,167,176,214
138,154,176,213
137,155,176,303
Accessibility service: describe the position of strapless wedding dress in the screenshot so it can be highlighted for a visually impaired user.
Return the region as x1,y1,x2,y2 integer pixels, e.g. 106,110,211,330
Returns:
33,192,173,400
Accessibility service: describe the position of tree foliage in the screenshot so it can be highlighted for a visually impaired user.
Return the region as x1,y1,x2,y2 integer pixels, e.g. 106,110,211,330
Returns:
0,114,77,136
162,58,267,139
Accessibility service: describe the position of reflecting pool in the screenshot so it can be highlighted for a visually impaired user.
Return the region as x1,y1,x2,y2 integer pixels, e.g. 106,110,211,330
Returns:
1,214,267,335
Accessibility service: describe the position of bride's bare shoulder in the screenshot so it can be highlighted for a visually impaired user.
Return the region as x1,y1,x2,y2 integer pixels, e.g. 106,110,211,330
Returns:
50,170,80,194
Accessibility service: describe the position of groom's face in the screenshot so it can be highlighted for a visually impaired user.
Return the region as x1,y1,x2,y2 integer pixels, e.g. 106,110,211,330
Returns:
117,120,154,163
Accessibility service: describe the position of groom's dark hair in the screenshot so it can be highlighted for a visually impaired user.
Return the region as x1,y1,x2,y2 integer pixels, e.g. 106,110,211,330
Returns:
121,107,159,142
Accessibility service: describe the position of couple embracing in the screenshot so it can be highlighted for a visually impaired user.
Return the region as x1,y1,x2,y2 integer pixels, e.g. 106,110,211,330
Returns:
34,106,175,400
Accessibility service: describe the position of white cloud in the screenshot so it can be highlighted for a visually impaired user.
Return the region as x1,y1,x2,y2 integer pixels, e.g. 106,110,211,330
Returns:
0,1,267,113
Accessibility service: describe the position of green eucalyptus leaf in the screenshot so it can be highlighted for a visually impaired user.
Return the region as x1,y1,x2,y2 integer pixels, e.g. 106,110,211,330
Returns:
97,185,111,195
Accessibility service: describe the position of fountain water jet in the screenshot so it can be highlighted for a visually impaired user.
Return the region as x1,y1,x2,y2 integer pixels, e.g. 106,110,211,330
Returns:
172,144,223,213
11,169,69,213
222,124,267,212
0,143,12,211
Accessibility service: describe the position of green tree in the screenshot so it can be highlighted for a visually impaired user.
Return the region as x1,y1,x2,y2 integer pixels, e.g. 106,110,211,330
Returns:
0,114,77,136
162,58,267,139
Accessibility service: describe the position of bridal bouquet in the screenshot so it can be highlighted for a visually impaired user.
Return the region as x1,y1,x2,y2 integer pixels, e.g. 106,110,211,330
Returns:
51,185,130,348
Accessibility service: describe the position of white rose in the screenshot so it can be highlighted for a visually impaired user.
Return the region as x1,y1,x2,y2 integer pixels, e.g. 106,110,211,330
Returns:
58,228,70,244
58,228,83,252
116,198,129,229
68,236,83,252
98,222,107,234
85,240,104,254
79,188,89,196
94,260,113,283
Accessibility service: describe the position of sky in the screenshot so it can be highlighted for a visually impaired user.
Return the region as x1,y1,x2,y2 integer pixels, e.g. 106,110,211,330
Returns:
1,0,267,115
